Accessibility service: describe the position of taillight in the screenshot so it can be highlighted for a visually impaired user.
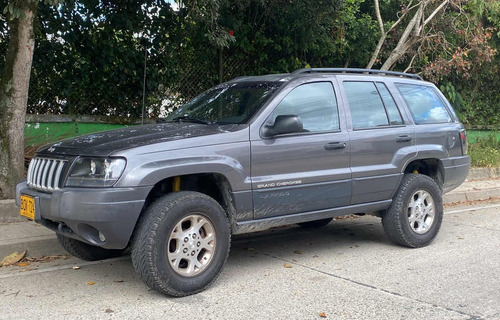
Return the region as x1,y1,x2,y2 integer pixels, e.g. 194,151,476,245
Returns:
460,130,468,155
460,130,467,143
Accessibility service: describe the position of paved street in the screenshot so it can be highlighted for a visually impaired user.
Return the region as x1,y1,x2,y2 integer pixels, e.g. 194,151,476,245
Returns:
1,200,499,320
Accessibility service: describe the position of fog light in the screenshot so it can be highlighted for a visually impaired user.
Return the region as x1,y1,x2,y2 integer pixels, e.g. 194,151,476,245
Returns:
98,232,106,242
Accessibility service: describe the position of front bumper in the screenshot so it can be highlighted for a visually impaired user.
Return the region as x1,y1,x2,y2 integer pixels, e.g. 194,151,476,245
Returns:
442,156,470,193
16,181,152,249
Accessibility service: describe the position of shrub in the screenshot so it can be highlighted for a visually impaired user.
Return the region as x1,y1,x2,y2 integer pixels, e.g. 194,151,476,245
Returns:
468,134,500,167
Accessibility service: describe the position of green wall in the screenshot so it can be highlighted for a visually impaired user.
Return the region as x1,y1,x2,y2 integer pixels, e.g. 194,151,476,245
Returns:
25,122,131,147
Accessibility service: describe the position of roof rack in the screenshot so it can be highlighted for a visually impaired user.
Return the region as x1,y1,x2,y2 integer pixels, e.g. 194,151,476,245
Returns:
291,68,423,80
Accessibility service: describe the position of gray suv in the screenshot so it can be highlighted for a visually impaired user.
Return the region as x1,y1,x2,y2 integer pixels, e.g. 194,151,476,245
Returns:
16,68,470,296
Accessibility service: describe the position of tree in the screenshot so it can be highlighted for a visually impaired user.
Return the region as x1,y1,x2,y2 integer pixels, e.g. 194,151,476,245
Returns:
0,0,38,199
368,0,458,70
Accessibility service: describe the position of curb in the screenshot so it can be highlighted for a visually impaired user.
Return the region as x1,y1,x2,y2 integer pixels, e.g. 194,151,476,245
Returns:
467,167,500,180
0,234,65,260
0,199,24,223
0,222,66,260
443,188,500,204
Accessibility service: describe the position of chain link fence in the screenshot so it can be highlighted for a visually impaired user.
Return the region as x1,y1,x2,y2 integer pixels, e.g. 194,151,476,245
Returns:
26,49,253,120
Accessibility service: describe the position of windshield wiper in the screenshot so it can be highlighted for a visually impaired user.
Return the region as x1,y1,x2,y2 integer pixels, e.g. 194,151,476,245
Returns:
169,116,213,125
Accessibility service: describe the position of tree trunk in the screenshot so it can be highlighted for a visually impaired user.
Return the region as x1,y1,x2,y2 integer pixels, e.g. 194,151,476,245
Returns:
0,1,37,199
380,38,419,70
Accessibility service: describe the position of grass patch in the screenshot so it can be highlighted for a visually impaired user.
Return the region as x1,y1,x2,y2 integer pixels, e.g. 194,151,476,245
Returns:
468,133,500,167
467,130,500,144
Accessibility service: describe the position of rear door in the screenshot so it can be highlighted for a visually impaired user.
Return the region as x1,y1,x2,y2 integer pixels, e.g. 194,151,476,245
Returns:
339,78,417,204
250,80,351,219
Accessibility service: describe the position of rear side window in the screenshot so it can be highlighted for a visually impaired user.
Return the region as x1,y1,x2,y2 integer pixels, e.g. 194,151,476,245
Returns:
396,83,452,124
375,82,403,125
272,82,339,132
343,81,403,129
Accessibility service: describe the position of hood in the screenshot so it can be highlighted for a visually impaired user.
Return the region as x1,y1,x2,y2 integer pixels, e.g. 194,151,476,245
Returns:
36,123,242,157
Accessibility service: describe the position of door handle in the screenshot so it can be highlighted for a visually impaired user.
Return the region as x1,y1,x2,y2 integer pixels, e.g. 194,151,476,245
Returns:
324,142,346,150
396,135,412,142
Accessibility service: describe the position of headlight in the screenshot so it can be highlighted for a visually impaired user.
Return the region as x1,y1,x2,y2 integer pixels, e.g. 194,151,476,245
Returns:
65,157,126,187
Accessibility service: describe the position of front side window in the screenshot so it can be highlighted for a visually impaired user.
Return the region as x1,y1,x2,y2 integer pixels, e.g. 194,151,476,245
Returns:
271,82,339,132
396,83,452,124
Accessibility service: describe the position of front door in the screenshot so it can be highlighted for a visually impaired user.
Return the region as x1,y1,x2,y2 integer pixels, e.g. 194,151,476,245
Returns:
250,81,351,219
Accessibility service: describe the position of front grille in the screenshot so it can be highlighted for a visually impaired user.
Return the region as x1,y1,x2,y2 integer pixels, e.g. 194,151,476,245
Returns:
27,158,67,192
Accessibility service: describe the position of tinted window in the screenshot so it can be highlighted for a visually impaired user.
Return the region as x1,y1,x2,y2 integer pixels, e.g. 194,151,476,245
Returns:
272,82,339,132
344,82,389,129
376,82,403,125
396,83,452,124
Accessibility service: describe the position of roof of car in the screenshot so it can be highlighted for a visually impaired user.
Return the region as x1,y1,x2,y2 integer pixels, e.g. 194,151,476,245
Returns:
229,74,290,83
228,68,423,84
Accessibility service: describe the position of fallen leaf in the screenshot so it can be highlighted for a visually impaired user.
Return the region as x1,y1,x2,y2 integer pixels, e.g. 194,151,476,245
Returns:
15,262,30,267
247,247,255,251
284,263,292,268
457,237,464,240
1,251,26,267
294,250,302,254
87,282,95,285
72,266,81,270
319,312,327,318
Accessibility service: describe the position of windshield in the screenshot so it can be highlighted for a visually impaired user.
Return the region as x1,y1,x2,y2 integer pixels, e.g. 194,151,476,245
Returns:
165,82,282,124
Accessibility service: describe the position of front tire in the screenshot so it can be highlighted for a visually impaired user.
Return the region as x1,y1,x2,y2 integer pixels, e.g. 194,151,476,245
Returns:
57,234,123,261
382,174,443,248
132,191,231,297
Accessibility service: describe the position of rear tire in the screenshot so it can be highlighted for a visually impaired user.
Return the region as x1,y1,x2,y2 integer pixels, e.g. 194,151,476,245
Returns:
382,174,443,248
57,234,123,261
132,191,231,297
298,218,333,228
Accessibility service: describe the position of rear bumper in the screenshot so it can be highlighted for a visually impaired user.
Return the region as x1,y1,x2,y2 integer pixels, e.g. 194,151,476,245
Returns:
442,156,470,193
16,181,151,249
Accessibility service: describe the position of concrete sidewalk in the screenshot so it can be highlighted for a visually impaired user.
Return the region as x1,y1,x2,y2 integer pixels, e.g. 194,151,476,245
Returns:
1,174,499,260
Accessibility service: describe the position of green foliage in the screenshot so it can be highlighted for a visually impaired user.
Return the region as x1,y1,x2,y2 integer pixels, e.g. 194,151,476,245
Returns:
469,133,500,167
0,0,499,123
218,0,377,73
28,0,182,117
439,82,465,120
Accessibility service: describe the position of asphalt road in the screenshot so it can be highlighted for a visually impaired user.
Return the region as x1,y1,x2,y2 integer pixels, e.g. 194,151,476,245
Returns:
1,200,499,320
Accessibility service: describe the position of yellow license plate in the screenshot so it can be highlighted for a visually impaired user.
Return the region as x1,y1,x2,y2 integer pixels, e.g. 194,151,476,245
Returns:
20,195,35,220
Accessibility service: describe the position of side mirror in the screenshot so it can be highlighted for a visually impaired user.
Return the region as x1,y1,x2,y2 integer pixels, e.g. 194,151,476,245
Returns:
261,115,303,138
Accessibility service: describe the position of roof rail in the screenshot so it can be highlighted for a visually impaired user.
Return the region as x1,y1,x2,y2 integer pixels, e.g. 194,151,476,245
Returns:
291,68,423,80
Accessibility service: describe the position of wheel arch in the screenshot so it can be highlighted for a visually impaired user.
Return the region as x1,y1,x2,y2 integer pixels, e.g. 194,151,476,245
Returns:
128,172,238,247
403,158,445,189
